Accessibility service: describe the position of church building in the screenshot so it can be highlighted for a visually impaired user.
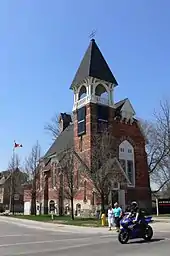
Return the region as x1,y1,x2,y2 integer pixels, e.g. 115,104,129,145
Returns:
24,39,151,215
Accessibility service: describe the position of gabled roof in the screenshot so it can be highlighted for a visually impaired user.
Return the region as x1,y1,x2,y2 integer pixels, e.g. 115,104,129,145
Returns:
115,98,127,110
44,124,74,161
70,39,118,89
114,98,136,120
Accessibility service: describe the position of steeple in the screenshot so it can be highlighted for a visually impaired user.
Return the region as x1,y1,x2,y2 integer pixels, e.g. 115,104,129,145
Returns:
70,39,118,89
71,39,118,111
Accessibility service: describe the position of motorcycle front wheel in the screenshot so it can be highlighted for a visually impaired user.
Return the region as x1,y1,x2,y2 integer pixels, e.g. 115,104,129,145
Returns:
143,225,153,241
118,230,129,244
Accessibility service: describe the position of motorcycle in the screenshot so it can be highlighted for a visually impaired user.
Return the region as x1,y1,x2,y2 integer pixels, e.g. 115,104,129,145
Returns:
118,215,153,244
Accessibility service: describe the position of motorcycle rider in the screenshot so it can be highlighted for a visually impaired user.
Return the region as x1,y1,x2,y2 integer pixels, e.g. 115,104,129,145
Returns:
127,201,145,232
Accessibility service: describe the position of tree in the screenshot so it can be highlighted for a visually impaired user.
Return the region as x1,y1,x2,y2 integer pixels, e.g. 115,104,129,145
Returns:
44,112,73,140
8,153,21,214
25,141,41,215
75,129,128,212
57,149,80,220
44,113,62,140
141,99,170,193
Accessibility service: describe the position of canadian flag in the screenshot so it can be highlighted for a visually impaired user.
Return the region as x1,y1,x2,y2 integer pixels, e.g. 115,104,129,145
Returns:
14,142,23,148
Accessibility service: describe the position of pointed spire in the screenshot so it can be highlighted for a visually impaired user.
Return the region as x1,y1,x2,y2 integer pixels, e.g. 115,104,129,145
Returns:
70,39,118,89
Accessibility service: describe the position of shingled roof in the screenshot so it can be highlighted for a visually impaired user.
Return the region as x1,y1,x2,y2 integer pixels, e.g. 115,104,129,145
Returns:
70,39,118,89
44,124,74,160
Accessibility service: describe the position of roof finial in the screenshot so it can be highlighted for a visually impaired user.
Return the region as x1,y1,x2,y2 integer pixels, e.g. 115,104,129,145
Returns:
89,30,97,41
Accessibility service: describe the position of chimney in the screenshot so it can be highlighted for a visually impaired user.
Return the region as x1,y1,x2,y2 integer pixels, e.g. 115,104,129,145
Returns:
59,113,72,132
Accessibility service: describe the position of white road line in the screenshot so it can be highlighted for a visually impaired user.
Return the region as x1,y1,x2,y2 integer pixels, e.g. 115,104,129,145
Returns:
6,238,170,256
0,235,115,248
0,239,114,256
0,234,32,238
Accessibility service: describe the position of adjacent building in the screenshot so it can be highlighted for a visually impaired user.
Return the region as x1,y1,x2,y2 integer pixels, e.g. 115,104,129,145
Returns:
0,168,26,212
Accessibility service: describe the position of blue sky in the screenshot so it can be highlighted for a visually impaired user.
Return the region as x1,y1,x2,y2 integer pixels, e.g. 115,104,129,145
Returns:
0,0,170,170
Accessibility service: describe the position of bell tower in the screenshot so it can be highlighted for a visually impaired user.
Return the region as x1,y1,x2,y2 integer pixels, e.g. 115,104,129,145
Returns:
70,39,118,163
70,39,118,112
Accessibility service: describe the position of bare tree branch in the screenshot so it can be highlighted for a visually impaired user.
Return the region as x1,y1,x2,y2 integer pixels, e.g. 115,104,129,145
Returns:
79,128,128,211
24,141,41,215
56,148,82,220
44,112,73,140
44,113,62,140
141,99,170,193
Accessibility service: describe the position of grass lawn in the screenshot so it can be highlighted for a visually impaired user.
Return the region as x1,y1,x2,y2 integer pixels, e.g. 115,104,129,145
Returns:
11,215,105,227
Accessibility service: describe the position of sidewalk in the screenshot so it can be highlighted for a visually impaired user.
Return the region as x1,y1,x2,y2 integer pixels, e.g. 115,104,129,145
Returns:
153,217,170,223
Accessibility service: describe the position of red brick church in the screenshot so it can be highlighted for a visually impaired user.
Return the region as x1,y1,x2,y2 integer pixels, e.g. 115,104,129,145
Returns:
24,39,151,215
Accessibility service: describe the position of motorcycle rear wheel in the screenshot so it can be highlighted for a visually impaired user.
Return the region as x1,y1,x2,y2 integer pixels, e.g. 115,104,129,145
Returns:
118,230,129,244
143,225,153,241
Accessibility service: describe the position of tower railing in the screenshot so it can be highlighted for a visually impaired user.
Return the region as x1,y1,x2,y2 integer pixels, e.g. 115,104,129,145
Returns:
75,95,110,109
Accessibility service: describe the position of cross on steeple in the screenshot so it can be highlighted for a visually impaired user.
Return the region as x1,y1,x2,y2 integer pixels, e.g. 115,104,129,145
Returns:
89,30,97,40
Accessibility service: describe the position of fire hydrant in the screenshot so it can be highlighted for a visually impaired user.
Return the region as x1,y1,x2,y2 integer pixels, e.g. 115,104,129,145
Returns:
101,213,106,226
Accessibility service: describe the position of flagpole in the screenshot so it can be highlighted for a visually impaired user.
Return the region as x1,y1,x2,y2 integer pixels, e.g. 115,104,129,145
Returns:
9,146,15,213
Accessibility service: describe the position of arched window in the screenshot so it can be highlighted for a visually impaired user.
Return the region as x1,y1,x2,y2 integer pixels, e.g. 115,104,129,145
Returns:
95,84,109,100
78,86,87,100
119,140,135,186
51,162,56,189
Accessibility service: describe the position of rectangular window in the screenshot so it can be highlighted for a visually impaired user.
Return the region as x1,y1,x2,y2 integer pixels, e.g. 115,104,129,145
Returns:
127,160,134,185
97,105,109,132
97,105,109,120
77,107,86,136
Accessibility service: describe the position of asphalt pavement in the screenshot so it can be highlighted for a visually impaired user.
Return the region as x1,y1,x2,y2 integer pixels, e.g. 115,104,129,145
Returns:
0,218,170,256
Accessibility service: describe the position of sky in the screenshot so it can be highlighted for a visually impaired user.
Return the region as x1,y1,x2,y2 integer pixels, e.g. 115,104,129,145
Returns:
0,0,170,170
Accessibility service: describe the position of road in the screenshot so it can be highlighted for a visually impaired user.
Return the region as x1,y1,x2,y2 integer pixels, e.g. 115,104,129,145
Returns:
0,219,170,256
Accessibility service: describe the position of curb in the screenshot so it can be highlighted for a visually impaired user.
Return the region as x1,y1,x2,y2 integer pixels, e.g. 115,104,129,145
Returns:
0,216,111,234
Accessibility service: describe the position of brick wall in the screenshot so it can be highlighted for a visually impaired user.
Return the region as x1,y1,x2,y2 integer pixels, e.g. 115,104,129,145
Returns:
73,103,151,208
23,102,151,212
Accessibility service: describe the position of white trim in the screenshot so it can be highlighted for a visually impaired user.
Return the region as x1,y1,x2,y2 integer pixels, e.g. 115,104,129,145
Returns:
93,81,109,95
72,77,115,111
106,157,131,185
118,140,136,187
113,157,131,185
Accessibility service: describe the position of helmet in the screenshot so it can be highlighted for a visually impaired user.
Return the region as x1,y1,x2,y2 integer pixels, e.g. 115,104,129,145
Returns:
131,201,138,208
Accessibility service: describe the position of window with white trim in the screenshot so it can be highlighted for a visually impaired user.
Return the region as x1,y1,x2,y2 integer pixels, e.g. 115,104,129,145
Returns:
119,140,135,186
